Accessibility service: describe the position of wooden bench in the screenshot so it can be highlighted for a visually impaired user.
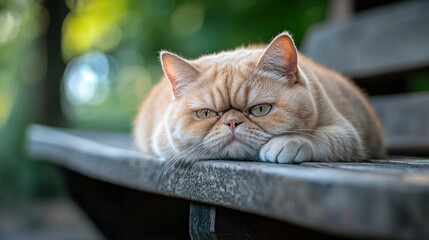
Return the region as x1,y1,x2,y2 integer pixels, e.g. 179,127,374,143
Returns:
27,1,429,239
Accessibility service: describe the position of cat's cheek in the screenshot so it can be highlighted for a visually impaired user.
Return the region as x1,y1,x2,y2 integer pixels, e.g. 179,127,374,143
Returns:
191,118,220,134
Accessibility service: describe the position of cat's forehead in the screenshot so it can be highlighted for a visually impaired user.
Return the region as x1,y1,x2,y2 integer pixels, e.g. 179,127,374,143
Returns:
192,49,263,68
188,80,276,112
195,49,265,83
188,65,276,111
185,49,276,110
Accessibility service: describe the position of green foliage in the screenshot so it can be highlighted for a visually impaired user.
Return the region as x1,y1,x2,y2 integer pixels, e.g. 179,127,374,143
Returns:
62,0,329,131
0,0,64,205
409,73,429,92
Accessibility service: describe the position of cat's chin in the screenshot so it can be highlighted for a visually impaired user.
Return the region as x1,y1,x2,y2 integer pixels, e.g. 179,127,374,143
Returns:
218,140,259,160
225,138,243,148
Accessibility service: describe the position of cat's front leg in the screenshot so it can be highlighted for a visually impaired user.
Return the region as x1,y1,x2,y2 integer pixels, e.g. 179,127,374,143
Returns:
259,135,315,164
259,124,364,163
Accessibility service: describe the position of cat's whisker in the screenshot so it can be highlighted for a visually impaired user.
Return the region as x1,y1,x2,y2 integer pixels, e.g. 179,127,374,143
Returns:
177,147,205,173
166,140,216,183
174,149,206,181
202,139,225,160
157,143,203,184
244,132,271,142
182,146,210,179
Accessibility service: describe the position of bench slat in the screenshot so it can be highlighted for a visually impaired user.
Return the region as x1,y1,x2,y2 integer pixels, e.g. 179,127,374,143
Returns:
370,93,429,155
302,1,429,79
26,124,429,239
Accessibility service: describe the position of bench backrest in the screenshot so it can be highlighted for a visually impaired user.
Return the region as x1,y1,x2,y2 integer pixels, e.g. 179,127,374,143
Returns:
302,1,429,156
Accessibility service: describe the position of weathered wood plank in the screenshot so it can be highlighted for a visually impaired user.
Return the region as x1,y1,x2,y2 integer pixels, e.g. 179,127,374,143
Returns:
370,93,429,155
302,1,429,79
26,124,429,239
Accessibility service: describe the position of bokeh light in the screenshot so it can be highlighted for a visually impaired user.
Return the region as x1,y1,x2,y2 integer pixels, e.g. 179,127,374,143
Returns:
62,0,129,60
0,9,19,44
64,51,111,106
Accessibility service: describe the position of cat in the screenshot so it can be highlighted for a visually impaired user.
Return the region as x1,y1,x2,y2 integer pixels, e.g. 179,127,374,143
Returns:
134,32,386,164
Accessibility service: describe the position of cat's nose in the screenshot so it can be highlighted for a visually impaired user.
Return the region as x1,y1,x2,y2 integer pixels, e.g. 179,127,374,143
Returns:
224,119,243,131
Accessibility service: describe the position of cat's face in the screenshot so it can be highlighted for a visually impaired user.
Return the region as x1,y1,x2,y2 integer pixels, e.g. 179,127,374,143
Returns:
161,33,317,160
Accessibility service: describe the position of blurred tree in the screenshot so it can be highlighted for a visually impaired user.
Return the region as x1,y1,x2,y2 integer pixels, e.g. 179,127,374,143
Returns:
0,0,65,205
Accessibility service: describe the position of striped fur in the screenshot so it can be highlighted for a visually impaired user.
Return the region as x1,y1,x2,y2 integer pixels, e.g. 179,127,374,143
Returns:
134,32,386,163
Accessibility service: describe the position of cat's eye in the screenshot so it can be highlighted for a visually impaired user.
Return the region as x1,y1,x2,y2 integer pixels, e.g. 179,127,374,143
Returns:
196,109,217,119
249,104,272,117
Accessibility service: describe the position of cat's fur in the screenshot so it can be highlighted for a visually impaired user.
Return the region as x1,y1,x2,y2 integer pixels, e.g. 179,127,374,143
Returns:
134,32,386,163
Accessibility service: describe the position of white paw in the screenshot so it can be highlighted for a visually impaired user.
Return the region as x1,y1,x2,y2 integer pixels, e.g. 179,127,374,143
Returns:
259,136,314,164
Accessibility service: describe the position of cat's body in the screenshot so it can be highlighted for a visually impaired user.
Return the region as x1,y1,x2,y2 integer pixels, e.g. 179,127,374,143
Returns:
134,33,386,163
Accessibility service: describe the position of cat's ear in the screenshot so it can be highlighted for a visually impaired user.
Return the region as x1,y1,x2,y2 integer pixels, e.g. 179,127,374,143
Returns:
257,32,298,84
160,51,200,98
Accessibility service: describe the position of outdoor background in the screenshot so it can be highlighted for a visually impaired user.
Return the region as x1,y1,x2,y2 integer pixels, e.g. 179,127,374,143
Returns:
0,0,330,206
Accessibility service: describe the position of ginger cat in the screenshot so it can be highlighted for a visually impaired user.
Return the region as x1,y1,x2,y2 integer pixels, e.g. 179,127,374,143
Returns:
134,32,386,164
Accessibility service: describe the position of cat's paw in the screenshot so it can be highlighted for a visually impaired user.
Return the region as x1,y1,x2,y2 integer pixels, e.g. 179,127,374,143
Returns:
259,136,314,164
